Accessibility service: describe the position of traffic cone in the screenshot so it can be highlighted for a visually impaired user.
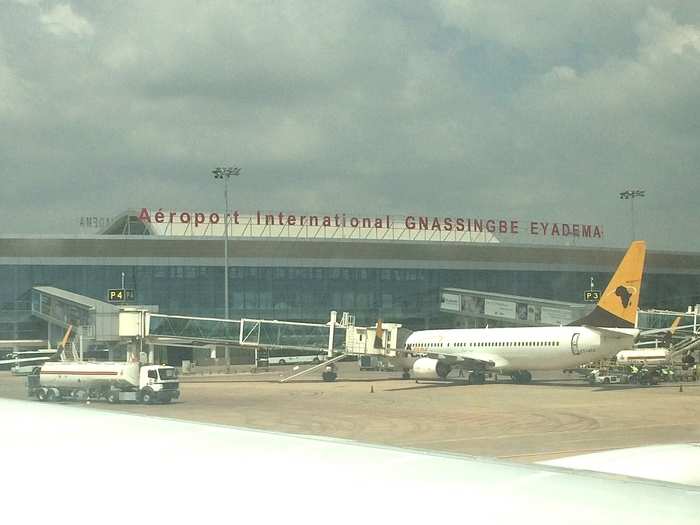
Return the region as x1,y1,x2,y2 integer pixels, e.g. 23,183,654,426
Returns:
370,385,374,393
679,384,683,393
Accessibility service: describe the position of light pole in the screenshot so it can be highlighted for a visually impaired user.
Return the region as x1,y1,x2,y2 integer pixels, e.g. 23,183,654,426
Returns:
213,166,241,365
619,189,645,241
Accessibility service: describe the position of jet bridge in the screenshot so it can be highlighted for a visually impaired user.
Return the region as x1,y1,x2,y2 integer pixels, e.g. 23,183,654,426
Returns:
238,317,345,354
140,312,345,354
26,287,403,374
120,309,403,377
30,286,121,359
148,313,240,344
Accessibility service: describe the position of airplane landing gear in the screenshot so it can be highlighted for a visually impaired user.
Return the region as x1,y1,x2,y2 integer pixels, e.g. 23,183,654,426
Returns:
401,369,411,380
511,371,532,384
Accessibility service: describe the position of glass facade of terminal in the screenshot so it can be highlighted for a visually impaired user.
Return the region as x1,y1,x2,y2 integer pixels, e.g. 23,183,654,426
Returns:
2,263,699,341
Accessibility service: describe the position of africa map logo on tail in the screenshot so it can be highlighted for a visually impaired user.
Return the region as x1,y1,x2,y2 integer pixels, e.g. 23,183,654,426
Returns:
614,285,634,309
570,241,646,329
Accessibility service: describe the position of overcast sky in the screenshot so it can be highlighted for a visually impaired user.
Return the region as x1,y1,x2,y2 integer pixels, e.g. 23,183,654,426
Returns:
1,1,699,251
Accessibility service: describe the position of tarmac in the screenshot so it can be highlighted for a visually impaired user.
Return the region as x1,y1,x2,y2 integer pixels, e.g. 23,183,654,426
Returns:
2,364,699,463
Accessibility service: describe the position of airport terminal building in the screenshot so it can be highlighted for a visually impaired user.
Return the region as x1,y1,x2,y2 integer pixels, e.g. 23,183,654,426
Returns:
2,209,700,343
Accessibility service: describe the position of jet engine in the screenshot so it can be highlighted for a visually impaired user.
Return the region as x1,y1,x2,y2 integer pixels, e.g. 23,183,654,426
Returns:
412,357,451,380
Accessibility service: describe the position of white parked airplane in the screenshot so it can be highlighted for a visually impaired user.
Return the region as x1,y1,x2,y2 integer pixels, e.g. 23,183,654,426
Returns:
0,350,56,370
400,241,647,383
1,398,698,524
0,325,73,370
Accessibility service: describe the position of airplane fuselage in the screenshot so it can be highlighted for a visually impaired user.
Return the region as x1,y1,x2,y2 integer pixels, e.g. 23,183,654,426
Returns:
402,326,639,372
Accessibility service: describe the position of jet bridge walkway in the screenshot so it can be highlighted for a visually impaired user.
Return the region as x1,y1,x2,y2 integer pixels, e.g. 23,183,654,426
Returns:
120,310,402,380
144,312,347,354
26,287,401,379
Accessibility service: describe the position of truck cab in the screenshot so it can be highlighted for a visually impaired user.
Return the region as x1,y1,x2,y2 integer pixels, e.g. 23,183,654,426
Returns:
138,365,180,403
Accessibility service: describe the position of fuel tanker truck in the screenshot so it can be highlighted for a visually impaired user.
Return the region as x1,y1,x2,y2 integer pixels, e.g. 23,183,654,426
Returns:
26,361,180,404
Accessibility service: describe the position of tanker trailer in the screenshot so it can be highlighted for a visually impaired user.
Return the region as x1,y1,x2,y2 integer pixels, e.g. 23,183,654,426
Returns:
27,361,180,404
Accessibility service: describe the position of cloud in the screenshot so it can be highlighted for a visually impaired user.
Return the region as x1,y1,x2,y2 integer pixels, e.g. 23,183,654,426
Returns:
40,4,94,38
0,44,24,115
0,1,699,251
638,7,700,62
432,0,647,67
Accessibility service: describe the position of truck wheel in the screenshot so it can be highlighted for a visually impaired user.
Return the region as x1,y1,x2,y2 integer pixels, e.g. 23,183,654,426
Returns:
37,388,48,402
141,388,155,404
278,359,286,365
74,389,88,402
107,391,120,404
47,388,60,402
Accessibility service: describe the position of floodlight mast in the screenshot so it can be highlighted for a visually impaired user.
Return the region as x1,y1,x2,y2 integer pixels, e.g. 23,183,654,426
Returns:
619,189,645,241
212,166,241,365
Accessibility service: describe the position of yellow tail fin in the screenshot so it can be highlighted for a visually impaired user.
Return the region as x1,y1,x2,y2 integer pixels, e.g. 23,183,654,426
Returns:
574,241,646,328
373,319,383,349
596,240,646,324
670,316,681,334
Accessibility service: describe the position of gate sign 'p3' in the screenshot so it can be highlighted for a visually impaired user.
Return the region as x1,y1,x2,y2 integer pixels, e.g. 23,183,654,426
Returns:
584,290,601,302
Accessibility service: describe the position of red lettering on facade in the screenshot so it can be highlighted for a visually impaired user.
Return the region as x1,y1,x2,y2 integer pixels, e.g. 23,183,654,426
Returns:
135,209,605,242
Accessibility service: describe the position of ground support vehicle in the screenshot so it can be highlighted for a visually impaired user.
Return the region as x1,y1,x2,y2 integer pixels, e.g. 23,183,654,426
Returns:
322,363,337,382
588,367,630,385
629,367,659,386
27,361,180,404
359,355,395,371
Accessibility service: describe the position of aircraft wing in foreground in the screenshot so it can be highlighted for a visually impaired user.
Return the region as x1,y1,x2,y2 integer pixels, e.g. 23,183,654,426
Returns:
541,443,700,487
1,398,698,524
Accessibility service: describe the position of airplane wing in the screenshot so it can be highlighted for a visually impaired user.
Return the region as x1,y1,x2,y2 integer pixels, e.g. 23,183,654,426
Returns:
0,356,51,365
639,323,696,338
426,351,510,370
2,398,699,524
541,443,700,487
9,349,56,355
584,326,639,339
